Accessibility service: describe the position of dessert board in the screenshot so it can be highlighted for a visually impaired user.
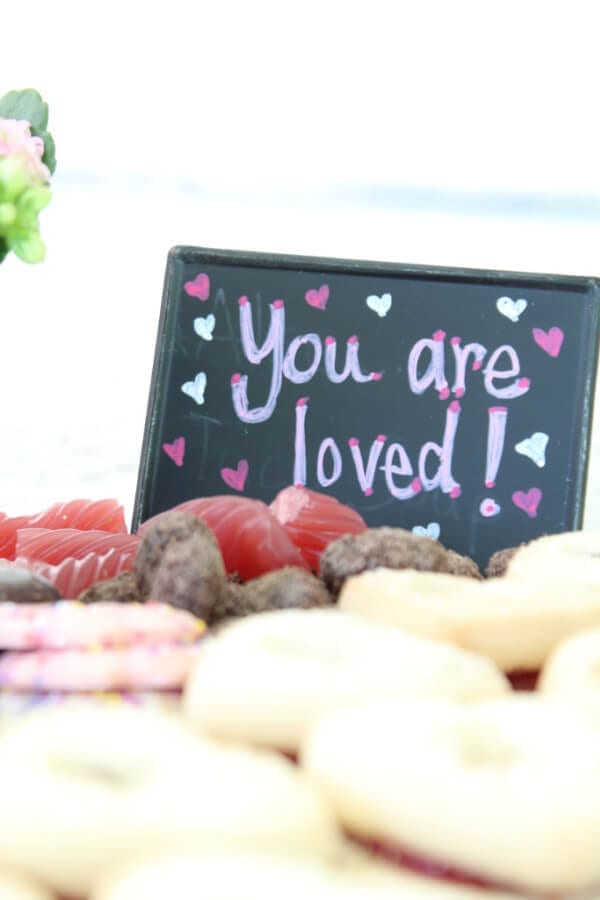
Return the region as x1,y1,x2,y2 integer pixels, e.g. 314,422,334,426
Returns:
133,247,600,569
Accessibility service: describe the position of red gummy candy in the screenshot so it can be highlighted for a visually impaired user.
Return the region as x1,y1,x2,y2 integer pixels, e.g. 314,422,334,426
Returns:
140,496,309,582
0,499,128,561
270,486,367,573
16,528,140,566
0,548,137,599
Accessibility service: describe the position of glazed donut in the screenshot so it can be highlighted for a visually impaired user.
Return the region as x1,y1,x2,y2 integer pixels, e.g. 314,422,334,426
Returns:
339,567,600,672
0,702,339,897
183,609,509,753
92,850,520,900
0,600,205,650
301,695,600,896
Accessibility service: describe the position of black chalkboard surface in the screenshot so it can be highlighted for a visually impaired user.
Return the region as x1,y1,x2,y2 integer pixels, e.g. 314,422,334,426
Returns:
133,246,600,570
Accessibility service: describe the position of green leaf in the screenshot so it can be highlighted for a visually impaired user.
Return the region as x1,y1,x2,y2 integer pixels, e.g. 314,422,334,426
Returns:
0,89,48,132
40,130,56,174
0,236,8,263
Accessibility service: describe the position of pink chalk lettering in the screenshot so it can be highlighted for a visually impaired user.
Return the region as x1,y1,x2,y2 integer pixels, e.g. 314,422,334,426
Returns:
323,335,374,384
282,334,322,383
348,435,386,495
533,326,564,357
380,443,419,500
293,398,309,486
407,334,448,396
512,487,542,517
417,400,462,494
451,339,487,395
483,345,529,399
231,299,285,423
317,438,343,487
485,407,507,488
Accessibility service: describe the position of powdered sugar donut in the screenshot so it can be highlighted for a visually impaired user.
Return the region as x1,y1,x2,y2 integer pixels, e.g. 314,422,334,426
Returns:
0,690,180,721
92,850,520,900
0,643,203,692
184,609,509,752
302,695,600,896
0,702,339,897
0,600,205,650
340,567,600,672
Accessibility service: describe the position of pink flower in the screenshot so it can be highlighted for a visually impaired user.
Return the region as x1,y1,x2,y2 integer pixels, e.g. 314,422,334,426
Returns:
0,118,50,184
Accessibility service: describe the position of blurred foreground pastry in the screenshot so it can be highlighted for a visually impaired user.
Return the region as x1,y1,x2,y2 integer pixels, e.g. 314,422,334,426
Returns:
92,849,522,900
184,608,509,753
301,695,600,897
340,567,600,672
0,702,339,897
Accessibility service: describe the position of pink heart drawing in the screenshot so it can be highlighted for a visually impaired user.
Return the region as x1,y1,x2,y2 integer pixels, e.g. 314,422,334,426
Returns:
532,326,564,357
512,487,542,518
162,436,185,467
221,459,249,492
184,272,210,300
305,284,329,310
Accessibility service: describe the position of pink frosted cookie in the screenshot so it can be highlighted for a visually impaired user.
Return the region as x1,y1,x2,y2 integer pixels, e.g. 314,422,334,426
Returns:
0,601,205,650
0,690,180,718
0,644,203,692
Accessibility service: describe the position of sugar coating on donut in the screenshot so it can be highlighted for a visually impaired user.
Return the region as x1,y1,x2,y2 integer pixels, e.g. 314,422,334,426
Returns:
134,511,225,601
320,528,450,596
444,550,482,580
0,601,205,650
79,571,140,604
150,536,227,621
0,702,340,897
339,567,600,672
301,695,600,895
484,547,519,578
209,568,333,626
184,608,509,751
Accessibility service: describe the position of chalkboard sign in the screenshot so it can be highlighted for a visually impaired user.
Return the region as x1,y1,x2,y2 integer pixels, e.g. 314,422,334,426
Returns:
133,246,600,569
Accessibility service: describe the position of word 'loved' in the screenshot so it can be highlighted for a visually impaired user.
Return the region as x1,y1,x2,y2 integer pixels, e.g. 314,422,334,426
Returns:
293,399,508,498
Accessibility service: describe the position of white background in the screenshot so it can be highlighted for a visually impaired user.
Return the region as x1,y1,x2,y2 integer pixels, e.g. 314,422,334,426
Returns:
1,0,599,526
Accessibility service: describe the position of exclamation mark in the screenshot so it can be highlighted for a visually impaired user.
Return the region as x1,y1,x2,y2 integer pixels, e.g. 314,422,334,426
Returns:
485,407,507,488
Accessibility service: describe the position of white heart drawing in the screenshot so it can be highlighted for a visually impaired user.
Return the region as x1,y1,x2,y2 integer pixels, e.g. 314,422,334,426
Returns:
496,296,528,323
193,313,216,341
514,432,549,468
412,522,441,541
181,371,207,405
480,498,501,518
366,292,392,318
